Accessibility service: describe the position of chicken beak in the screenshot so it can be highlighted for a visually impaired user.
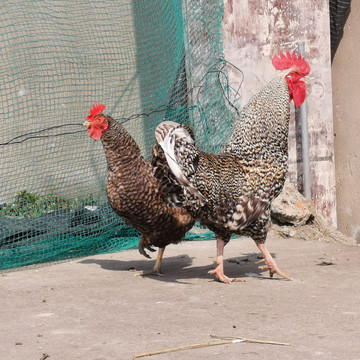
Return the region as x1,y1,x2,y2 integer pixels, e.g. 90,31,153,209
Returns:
83,120,91,128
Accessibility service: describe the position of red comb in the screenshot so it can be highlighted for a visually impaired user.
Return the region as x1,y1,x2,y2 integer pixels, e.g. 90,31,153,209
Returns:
87,103,106,121
272,50,310,77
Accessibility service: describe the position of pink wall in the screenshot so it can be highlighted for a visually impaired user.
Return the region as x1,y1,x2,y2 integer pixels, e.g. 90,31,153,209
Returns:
332,1,360,242
222,0,336,226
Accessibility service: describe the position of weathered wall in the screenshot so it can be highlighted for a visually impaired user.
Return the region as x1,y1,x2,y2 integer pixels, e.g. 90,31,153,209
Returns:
222,0,336,226
332,2,360,242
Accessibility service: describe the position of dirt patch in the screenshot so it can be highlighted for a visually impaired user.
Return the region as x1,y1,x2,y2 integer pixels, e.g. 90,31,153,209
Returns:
1,227,359,360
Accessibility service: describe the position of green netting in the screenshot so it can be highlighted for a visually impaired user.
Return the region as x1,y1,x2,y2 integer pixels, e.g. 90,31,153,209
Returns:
0,0,240,270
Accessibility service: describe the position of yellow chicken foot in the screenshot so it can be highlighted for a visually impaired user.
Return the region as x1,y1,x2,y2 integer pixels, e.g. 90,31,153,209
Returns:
151,247,165,275
208,238,244,283
255,242,293,280
138,235,156,259
141,247,165,277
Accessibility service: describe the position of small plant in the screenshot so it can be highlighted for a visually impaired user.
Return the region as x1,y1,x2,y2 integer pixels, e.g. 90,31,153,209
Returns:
0,190,96,218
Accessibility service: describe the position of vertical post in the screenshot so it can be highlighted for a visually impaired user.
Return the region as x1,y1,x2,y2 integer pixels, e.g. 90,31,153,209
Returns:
297,42,312,199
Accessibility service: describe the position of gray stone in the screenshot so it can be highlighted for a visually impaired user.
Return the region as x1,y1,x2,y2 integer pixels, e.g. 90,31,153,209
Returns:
271,183,314,226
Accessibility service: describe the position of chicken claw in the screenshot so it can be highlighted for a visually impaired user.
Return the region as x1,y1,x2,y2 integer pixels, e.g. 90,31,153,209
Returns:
256,243,293,280
140,269,164,277
209,238,246,284
138,235,156,259
208,265,244,284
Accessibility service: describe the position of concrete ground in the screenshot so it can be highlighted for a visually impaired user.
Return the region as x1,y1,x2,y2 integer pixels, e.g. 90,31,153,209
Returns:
1,233,359,360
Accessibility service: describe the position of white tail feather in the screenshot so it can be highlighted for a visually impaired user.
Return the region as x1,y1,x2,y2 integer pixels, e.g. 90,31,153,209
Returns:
155,121,207,205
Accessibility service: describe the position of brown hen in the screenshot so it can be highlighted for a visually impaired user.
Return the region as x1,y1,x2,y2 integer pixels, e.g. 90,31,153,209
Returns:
84,104,194,275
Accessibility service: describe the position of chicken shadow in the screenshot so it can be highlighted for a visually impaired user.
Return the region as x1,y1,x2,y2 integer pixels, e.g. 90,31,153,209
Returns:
79,251,283,284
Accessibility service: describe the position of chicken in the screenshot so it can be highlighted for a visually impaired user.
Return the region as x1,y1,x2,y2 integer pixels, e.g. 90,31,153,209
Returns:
83,104,195,275
155,50,310,283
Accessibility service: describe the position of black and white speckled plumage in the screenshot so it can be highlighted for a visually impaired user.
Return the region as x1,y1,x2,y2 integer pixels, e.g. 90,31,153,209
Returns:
155,75,291,245
225,76,290,163
151,124,199,208
99,116,194,253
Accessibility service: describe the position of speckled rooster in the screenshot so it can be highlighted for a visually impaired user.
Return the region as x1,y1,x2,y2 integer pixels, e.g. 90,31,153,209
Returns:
84,104,194,275
155,50,310,283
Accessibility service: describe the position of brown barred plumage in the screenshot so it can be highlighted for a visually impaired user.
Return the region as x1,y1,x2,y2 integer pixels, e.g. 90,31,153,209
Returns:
85,113,194,275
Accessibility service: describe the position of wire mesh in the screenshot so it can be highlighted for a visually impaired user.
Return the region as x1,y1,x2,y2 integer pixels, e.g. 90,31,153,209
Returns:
0,0,240,270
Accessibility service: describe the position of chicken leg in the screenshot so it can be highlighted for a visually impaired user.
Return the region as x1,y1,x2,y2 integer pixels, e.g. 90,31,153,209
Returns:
138,235,165,276
140,248,165,277
152,247,165,275
208,238,244,283
255,242,293,280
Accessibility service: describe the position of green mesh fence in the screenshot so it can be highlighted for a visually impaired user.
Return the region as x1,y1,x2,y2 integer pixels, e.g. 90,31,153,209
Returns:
0,0,240,270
